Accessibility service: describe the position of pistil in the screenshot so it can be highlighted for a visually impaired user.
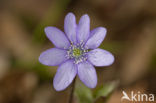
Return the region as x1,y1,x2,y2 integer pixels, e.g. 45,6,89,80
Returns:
66,42,88,64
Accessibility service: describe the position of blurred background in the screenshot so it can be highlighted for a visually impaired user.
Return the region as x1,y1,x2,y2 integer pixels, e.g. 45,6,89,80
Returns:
0,0,156,103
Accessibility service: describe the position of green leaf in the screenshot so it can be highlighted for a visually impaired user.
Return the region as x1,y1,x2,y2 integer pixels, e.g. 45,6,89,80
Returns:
93,81,118,100
75,83,93,103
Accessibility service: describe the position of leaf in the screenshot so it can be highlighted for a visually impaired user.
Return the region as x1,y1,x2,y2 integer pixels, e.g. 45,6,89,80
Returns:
75,83,93,103
93,81,118,100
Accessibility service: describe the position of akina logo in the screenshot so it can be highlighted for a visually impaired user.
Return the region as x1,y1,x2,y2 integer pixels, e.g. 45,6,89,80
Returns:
121,91,155,102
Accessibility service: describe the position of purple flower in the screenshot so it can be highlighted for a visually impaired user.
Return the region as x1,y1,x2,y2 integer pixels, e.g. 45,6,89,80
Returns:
39,13,114,91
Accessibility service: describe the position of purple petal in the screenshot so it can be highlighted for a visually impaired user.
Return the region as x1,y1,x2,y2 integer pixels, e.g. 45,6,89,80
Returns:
87,48,114,66
64,13,77,44
85,27,107,49
39,48,67,66
44,27,70,49
77,14,90,43
53,60,77,91
77,61,97,88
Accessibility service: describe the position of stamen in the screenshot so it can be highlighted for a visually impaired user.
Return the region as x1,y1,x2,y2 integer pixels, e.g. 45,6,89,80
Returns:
66,42,88,64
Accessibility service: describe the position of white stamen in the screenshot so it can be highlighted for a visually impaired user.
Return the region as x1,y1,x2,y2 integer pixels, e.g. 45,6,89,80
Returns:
66,42,88,64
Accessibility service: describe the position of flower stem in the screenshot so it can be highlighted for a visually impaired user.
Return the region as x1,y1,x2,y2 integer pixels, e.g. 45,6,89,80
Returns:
69,78,76,103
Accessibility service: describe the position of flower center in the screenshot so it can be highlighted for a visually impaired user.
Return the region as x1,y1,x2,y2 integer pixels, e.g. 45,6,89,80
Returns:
66,42,88,64
72,48,82,57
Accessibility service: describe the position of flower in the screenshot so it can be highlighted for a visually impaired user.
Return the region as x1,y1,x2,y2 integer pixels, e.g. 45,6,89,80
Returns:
39,13,114,91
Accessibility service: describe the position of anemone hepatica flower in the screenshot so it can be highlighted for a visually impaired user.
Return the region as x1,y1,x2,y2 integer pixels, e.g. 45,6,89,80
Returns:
39,13,114,91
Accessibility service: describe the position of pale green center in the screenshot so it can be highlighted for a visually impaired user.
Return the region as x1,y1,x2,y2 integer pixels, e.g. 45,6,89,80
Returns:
72,48,82,57
66,42,88,64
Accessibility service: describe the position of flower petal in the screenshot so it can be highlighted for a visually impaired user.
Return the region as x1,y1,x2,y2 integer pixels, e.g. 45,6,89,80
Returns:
87,48,114,66
39,48,67,66
85,27,107,49
77,14,90,43
64,13,77,44
44,27,70,49
53,60,77,91
77,61,97,88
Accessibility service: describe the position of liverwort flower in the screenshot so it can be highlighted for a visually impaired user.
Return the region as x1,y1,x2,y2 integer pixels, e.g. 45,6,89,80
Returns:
39,13,114,91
